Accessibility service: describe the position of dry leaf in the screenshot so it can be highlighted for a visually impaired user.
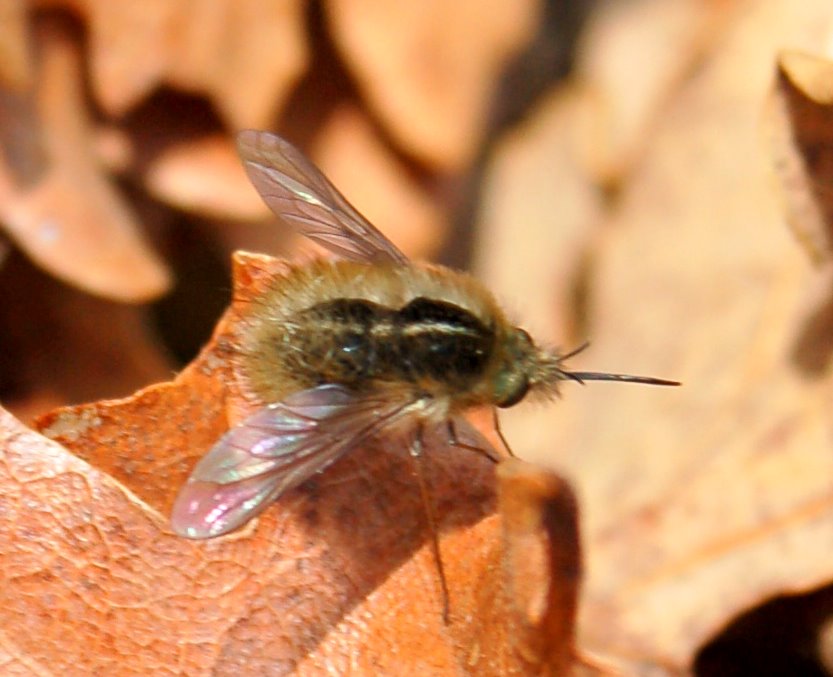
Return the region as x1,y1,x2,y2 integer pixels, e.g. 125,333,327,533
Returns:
0,16,170,301
768,50,833,264
325,0,541,170
144,134,270,220
16,1,833,672
0,0,32,92
313,105,445,261
575,0,731,183
14,252,581,674
165,0,308,129
478,0,833,673
71,0,308,128
491,460,581,676
0,2,41,194
473,87,603,462
0,252,174,421
58,0,174,116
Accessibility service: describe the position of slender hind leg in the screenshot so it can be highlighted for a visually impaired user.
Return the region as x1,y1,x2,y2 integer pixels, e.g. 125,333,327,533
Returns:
409,424,451,623
491,408,516,458
445,410,516,462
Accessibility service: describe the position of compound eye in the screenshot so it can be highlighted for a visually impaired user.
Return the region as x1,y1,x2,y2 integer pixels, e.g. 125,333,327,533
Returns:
496,374,529,408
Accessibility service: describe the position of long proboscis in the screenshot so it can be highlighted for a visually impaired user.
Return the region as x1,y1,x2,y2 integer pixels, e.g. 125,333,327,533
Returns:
561,371,681,387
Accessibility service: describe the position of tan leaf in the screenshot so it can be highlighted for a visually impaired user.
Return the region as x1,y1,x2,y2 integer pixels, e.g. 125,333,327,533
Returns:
575,0,731,183
144,134,270,220
0,3,44,190
313,105,445,261
76,0,308,128
0,17,170,301
325,0,541,170
473,87,603,463
768,50,833,264
15,252,581,674
479,0,833,673
0,0,32,92
196,0,308,130
63,0,175,116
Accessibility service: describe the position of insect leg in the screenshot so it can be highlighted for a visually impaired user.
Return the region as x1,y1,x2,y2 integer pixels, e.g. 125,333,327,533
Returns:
445,411,518,461
444,419,500,462
409,423,451,623
491,408,516,458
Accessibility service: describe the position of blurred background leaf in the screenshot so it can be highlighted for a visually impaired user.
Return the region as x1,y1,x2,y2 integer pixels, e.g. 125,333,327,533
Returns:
6,0,833,675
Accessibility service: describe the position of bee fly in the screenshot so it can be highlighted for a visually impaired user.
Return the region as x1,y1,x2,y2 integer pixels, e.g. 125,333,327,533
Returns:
171,130,678,617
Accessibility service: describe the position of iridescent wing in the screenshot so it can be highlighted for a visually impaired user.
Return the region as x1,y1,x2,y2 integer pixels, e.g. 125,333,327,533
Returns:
237,130,409,265
171,384,414,539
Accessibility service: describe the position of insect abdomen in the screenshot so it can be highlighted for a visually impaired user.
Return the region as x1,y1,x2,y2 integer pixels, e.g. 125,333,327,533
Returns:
285,297,495,393
395,297,494,386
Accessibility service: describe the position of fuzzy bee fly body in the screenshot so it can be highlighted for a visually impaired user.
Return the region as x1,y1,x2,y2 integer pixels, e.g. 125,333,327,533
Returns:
171,130,679,545
236,257,545,432
286,295,494,393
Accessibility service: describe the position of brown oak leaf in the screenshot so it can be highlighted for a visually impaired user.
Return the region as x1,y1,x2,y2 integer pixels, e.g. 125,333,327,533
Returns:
1,252,583,675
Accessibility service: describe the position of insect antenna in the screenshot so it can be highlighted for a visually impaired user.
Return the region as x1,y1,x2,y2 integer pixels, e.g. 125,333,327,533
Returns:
560,371,681,386
555,341,680,387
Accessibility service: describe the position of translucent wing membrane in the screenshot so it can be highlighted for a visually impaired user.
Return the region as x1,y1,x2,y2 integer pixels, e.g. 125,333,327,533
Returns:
171,384,414,538
237,130,409,265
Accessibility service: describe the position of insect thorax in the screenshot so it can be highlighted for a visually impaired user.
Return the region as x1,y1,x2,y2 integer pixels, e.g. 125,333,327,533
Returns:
277,296,496,395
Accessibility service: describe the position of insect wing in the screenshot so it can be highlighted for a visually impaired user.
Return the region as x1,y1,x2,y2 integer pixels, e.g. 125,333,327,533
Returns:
237,130,408,265
171,384,412,539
